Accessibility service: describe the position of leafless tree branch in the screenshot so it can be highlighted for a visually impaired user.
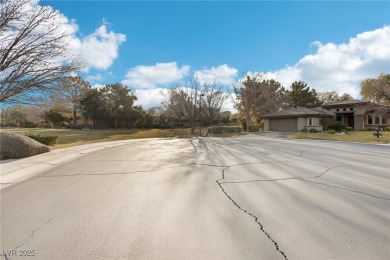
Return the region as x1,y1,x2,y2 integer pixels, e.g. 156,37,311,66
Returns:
0,0,83,104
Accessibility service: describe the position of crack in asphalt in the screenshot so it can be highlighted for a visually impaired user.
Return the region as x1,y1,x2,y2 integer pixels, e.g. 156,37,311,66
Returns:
220,164,390,200
216,167,288,260
220,165,346,184
300,179,390,201
38,161,297,178
40,164,192,177
14,207,69,249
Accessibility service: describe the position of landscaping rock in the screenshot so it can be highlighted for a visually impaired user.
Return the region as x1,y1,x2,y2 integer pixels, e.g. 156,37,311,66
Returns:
0,132,50,160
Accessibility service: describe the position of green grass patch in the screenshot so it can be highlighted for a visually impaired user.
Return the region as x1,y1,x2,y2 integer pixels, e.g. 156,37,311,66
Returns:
291,131,390,144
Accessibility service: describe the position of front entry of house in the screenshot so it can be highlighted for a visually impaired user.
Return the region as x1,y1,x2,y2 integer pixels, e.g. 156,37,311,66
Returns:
336,113,354,128
346,113,354,127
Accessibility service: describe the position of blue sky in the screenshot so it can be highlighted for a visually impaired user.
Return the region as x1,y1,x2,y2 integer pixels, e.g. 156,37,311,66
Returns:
41,0,390,109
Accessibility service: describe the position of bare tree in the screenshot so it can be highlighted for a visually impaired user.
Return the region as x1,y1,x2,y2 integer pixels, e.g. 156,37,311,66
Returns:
360,73,390,104
318,91,354,104
201,82,228,126
164,79,200,135
234,74,284,132
55,76,90,124
0,0,82,104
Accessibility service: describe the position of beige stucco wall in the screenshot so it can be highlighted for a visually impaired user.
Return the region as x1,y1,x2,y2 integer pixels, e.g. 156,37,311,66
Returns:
264,119,270,131
297,118,305,131
265,117,326,132
302,117,324,131
328,107,355,114
354,115,365,131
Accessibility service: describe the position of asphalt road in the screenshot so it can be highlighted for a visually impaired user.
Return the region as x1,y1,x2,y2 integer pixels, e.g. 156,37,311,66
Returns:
1,135,389,259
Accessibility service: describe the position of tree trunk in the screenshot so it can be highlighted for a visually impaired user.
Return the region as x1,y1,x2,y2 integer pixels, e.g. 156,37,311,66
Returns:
191,119,195,135
245,113,251,133
73,107,77,125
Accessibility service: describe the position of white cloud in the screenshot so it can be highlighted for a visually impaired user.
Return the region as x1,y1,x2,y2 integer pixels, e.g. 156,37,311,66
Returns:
134,88,169,108
85,73,103,82
91,83,105,89
23,1,126,71
75,25,126,71
122,62,190,88
260,25,390,97
194,64,238,85
221,93,238,113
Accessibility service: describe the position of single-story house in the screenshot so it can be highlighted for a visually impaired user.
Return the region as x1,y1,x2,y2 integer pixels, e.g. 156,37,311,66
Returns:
262,107,335,132
320,100,390,131
262,99,390,132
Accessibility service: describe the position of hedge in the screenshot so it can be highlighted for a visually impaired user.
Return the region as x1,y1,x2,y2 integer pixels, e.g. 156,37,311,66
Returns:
207,126,242,134
327,121,347,132
25,134,58,146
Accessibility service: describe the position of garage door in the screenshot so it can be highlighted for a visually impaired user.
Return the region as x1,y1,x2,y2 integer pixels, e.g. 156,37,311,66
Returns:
269,118,297,132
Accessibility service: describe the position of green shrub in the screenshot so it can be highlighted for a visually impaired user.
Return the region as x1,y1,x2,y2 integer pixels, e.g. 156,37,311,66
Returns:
208,126,242,134
22,122,38,128
309,128,318,133
327,121,347,132
327,129,336,134
25,134,58,146
241,120,247,130
300,128,308,132
172,123,185,128
207,126,223,134
374,126,390,131
66,124,92,129
249,124,260,132
240,120,260,132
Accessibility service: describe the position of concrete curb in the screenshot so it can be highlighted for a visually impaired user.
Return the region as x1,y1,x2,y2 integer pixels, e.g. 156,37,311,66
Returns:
0,139,165,190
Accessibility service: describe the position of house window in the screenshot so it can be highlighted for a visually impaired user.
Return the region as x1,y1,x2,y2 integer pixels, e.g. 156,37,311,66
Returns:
350,108,353,111
336,109,340,112
308,117,314,126
375,116,380,124
343,108,346,111
368,115,373,124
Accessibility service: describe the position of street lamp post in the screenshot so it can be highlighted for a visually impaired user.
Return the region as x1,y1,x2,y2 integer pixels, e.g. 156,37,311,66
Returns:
199,93,205,136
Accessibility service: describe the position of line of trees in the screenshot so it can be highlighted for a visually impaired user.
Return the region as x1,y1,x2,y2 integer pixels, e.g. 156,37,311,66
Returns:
162,79,228,135
1,1,389,131
80,83,139,128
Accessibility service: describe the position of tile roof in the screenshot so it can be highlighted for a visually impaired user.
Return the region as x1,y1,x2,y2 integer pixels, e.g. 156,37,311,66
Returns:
262,107,335,119
321,99,370,108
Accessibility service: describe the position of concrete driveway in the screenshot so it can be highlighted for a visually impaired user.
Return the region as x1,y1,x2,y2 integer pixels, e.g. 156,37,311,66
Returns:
1,135,389,259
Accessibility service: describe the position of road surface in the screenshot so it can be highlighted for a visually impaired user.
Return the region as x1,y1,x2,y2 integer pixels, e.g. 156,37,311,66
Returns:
1,135,389,259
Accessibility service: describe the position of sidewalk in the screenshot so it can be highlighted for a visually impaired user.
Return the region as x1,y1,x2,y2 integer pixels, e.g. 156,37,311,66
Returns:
0,139,142,190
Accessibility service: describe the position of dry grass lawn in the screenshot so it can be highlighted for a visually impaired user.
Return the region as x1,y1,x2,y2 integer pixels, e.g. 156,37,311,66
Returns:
0,127,239,148
2,128,388,148
291,131,390,144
